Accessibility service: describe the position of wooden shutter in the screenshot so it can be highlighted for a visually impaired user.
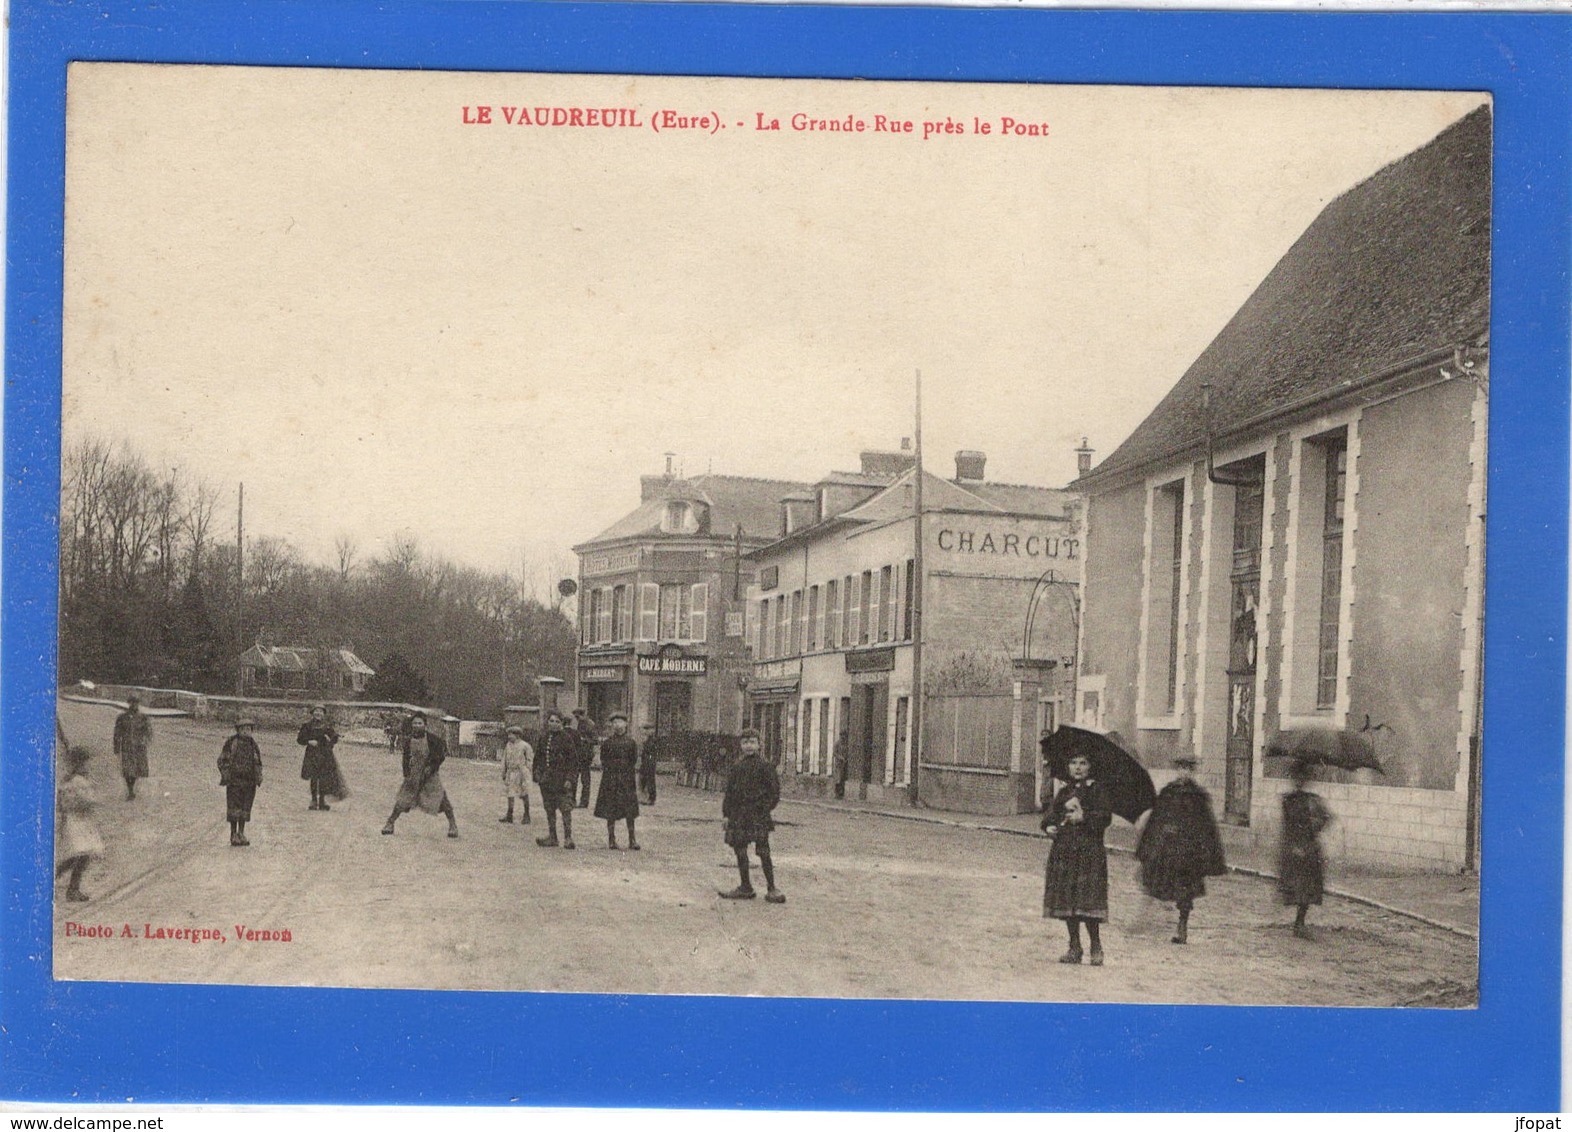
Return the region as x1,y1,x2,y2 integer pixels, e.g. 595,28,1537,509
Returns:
689,583,708,642
638,583,659,641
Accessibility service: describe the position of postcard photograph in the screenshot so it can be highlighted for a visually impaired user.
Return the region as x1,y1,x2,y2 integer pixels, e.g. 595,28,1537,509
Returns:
53,64,1485,1007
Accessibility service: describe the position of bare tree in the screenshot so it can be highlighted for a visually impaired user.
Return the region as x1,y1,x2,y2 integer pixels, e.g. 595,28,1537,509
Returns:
333,533,359,582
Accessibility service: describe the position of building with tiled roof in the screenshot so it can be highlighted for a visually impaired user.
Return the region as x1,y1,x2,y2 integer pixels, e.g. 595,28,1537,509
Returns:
238,644,376,696
744,447,1084,815
570,461,814,735
1075,106,1488,872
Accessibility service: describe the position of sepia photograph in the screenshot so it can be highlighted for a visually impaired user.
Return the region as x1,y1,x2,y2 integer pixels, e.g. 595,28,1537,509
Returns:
53,64,1487,1007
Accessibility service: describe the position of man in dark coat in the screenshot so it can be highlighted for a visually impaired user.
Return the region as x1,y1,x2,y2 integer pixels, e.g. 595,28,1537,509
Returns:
113,694,152,800
533,711,580,849
571,709,597,808
593,712,641,849
1134,754,1227,944
381,711,458,838
719,728,785,903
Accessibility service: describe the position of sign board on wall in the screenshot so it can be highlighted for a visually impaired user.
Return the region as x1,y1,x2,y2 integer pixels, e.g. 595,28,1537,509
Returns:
637,644,708,676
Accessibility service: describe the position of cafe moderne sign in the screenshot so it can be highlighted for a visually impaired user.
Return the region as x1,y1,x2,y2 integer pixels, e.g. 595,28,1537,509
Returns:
934,524,1079,560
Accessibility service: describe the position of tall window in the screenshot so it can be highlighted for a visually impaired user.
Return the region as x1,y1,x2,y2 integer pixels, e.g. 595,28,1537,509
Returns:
1317,436,1348,708
903,559,915,641
689,583,709,642
878,566,894,642
789,590,803,655
818,698,830,774
638,583,659,640
807,586,820,651
825,579,839,649
587,588,603,645
774,594,787,658
860,571,874,645
843,574,858,647
1145,479,1186,716
611,585,630,642
596,587,613,644
762,598,776,659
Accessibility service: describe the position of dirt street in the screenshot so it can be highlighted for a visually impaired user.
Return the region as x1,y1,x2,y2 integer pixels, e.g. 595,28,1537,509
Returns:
51,701,1477,1006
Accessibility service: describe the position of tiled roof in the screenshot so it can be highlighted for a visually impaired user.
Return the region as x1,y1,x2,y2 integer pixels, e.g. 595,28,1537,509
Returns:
579,473,812,547
1084,106,1490,486
240,645,374,675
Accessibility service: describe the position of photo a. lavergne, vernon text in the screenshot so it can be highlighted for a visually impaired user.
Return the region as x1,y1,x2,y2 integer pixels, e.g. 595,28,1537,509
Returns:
53,66,1484,1005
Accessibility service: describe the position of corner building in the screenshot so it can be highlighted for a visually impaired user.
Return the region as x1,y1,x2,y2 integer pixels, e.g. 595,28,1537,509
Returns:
746,449,1081,814
573,468,811,736
1075,107,1489,871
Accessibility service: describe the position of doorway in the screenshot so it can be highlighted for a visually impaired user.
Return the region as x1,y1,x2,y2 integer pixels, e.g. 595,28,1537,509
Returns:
850,682,889,786
654,681,692,736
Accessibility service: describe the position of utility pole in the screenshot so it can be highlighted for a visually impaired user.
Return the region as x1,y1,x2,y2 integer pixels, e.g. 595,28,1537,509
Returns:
910,370,925,806
235,483,245,697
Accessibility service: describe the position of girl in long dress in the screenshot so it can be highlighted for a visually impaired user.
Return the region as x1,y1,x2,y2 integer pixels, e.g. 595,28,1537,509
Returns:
1041,753,1112,965
56,745,104,902
297,705,346,811
499,726,533,825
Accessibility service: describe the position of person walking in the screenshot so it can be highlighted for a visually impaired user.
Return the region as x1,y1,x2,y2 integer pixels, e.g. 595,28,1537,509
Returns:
219,718,264,847
832,728,849,799
1134,755,1226,944
1041,752,1112,965
56,743,104,902
297,704,345,811
532,712,580,849
499,725,533,825
382,711,459,838
112,694,152,801
1278,759,1333,939
718,729,785,903
593,713,641,850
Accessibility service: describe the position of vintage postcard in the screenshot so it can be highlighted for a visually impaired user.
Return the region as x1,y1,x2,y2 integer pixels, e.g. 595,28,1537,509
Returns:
54,64,1486,1008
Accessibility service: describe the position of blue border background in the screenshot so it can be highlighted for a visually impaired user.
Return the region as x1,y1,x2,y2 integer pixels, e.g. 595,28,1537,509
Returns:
4,3,1566,1110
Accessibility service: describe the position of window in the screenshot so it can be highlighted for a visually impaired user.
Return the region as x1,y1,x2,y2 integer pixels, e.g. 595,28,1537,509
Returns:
690,583,709,642
860,570,874,645
799,700,812,773
610,586,626,643
818,698,830,774
762,598,776,659
807,586,820,652
789,590,803,655
879,566,894,642
843,575,857,648
1143,479,1186,719
1316,436,1348,708
638,583,659,640
658,583,691,640
582,595,595,645
903,560,915,641
825,579,840,649
662,501,700,534
774,594,787,658
596,587,613,644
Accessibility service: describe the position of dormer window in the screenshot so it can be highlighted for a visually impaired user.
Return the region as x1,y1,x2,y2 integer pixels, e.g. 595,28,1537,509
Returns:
662,500,701,534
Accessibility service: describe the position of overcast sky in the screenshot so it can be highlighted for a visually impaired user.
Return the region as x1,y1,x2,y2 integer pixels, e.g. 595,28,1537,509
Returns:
62,67,1487,583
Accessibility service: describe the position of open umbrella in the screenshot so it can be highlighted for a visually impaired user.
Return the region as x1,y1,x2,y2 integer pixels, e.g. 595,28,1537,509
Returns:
1264,727,1385,774
1040,726,1156,822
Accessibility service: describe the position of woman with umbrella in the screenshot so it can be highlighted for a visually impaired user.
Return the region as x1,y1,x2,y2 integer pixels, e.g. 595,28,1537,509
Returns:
1135,755,1227,944
1041,753,1113,965
1278,757,1333,939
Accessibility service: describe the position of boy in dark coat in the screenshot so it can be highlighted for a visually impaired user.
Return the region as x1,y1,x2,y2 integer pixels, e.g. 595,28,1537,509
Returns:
533,712,580,849
219,718,264,847
593,713,641,849
719,729,785,903
1135,755,1226,944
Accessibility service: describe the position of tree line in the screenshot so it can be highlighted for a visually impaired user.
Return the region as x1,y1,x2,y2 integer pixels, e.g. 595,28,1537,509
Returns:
59,435,579,719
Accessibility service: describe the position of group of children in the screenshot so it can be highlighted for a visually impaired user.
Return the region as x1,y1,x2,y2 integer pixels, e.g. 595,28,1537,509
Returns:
1041,752,1333,964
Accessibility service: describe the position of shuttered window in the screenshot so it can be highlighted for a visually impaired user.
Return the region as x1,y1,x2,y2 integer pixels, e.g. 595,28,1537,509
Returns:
689,583,708,642
638,583,659,641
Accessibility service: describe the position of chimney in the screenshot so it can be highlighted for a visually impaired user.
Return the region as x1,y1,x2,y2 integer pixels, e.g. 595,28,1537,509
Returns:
954,450,987,483
664,452,675,477
1075,437,1095,477
641,454,680,502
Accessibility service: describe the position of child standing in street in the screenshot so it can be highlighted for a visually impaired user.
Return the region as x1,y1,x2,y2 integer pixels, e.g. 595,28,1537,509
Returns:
719,729,785,903
56,744,104,902
1041,753,1112,965
499,725,533,825
1278,759,1333,939
219,718,264,847
1135,754,1226,944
